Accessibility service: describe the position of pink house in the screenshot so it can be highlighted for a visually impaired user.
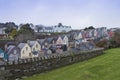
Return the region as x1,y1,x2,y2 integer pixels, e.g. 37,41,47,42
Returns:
56,36,64,45
108,30,114,37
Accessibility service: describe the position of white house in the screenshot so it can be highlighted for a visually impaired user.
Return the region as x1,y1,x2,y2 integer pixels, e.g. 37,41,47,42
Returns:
94,29,98,37
18,43,32,59
53,23,72,33
76,32,83,40
62,35,69,46
0,27,5,34
44,27,54,32
18,23,72,33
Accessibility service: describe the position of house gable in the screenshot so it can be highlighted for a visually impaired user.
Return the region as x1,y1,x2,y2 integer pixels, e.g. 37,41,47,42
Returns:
18,43,31,59
31,41,41,51
63,35,69,46
77,32,82,39
56,36,64,45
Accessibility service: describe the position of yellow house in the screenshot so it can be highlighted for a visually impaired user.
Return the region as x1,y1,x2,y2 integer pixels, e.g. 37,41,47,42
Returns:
18,43,32,59
28,40,41,58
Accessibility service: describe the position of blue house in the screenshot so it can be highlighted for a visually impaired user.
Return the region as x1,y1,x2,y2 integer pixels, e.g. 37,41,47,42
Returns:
0,48,7,60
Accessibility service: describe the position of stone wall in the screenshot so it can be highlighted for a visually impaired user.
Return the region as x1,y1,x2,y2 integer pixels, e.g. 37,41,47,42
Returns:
0,48,104,80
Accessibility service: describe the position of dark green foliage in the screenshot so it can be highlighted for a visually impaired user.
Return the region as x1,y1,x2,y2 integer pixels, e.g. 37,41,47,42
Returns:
35,25,43,32
88,26,95,29
58,23,63,27
112,29,120,46
84,26,95,30
4,22,18,34
15,24,35,43
18,24,34,34
107,29,120,48
96,39,109,49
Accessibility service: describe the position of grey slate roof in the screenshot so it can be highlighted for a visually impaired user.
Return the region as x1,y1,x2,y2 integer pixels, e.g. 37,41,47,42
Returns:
61,35,65,39
7,45,15,54
18,43,26,49
37,39,45,45
29,41,36,47
46,37,54,44
52,36,59,42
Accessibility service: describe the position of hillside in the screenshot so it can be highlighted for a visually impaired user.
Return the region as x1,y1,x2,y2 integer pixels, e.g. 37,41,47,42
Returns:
22,48,120,80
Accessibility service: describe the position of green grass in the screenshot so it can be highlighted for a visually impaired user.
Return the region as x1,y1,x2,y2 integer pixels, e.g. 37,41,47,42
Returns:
22,48,120,80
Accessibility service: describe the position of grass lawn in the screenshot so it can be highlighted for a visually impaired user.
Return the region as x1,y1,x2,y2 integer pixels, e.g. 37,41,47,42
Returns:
22,48,120,80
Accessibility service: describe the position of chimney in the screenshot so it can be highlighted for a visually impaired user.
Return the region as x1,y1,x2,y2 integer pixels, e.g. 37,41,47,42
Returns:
27,40,30,45
4,44,8,51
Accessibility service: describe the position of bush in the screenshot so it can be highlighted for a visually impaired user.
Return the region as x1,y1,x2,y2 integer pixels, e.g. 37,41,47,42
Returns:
96,39,109,49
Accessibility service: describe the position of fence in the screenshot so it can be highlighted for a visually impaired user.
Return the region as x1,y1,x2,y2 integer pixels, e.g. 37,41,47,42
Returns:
0,48,104,80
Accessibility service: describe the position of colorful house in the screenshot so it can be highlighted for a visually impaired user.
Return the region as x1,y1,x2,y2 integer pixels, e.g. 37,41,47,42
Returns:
6,45,20,61
28,40,41,58
55,36,64,45
108,30,114,38
0,48,5,59
61,35,69,46
94,29,98,37
45,37,54,48
18,43,32,59
37,39,46,49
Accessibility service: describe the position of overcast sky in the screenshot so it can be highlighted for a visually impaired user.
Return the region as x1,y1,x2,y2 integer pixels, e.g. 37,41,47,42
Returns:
0,0,120,29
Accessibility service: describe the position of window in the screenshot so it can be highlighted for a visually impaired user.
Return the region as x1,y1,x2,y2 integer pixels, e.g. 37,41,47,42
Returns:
9,54,14,61
33,48,35,51
29,53,31,56
14,50,17,54
36,44,38,48
26,47,28,50
0,52,4,57
22,50,25,54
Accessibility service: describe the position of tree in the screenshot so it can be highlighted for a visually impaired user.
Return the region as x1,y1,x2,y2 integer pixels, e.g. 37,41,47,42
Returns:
84,27,88,30
9,28,18,38
4,26,14,34
16,23,35,42
111,29,120,47
4,22,18,34
84,26,95,30
96,39,110,49
18,23,34,34
58,23,63,27
35,25,43,32
88,26,95,29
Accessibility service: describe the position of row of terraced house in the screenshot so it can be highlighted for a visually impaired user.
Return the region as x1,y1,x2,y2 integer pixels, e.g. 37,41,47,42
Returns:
0,27,115,62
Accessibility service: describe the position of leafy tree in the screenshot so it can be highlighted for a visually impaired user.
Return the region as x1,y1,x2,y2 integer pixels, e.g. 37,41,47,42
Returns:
15,23,35,42
111,29,120,47
9,28,18,38
84,26,95,30
4,22,18,34
58,23,63,27
84,27,88,30
4,26,14,34
96,39,109,49
35,25,43,32
88,26,95,29
18,24,34,34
